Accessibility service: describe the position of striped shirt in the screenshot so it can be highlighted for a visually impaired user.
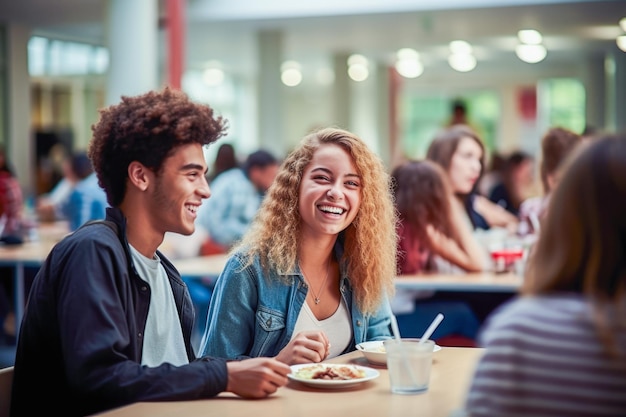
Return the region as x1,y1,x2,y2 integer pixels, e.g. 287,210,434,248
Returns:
464,294,626,417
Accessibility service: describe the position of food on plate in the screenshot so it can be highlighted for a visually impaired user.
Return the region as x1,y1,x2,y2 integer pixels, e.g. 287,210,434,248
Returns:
294,364,366,380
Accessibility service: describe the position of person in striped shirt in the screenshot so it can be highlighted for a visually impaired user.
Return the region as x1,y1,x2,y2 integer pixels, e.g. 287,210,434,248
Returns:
464,132,626,417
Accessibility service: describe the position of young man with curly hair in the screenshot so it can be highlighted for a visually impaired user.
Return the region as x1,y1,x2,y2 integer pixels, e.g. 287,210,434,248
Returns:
10,88,290,416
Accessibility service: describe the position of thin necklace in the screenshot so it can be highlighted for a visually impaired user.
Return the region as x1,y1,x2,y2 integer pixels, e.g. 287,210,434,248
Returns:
300,257,332,305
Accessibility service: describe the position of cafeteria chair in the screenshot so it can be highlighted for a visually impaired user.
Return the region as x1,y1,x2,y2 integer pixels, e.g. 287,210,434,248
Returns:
0,365,13,417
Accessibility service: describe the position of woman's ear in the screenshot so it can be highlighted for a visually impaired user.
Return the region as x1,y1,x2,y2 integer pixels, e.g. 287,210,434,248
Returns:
127,161,150,191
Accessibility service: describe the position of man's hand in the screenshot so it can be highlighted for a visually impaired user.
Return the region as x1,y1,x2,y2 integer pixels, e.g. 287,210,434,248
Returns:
226,357,291,398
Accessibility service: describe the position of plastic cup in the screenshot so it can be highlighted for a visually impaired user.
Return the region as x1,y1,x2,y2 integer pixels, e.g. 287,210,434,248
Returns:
384,339,435,394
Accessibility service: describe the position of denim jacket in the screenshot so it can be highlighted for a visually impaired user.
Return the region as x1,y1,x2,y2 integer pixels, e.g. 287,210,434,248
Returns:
200,244,393,359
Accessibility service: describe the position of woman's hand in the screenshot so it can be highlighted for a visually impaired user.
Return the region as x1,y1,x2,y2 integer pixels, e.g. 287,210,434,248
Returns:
274,330,330,365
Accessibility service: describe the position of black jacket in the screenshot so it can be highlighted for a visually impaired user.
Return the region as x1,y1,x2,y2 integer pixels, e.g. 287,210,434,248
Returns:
11,207,227,416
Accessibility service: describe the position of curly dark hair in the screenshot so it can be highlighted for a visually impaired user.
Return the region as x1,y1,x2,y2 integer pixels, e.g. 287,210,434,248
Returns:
88,88,227,206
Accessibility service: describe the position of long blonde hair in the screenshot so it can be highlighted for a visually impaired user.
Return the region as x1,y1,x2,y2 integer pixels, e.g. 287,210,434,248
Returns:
235,127,397,314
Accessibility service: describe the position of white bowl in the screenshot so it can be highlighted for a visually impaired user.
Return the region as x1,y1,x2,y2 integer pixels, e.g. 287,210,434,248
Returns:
356,339,441,365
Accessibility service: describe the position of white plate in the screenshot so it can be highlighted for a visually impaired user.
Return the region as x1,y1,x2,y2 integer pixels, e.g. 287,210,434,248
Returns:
288,363,380,388
356,340,442,365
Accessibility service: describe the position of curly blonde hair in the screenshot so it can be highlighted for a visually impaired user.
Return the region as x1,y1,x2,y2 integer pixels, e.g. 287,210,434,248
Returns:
235,127,397,314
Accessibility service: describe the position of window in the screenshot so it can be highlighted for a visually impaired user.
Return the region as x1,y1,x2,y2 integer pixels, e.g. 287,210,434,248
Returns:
400,91,500,159
28,36,109,76
539,78,585,134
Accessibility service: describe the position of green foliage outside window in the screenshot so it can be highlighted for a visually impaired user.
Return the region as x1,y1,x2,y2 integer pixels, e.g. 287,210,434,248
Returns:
541,78,586,134
399,91,499,159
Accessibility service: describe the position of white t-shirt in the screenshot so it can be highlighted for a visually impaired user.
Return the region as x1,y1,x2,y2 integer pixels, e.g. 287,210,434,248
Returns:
130,244,189,367
292,298,352,358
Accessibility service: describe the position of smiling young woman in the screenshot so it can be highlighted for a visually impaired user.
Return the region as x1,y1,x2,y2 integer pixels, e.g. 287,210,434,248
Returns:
200,127,398,365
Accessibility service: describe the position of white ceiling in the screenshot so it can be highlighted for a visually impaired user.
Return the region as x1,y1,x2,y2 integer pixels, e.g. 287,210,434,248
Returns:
1,0,625,87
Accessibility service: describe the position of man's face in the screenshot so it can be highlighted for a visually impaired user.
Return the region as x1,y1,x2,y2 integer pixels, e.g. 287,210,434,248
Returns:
149,143,210,236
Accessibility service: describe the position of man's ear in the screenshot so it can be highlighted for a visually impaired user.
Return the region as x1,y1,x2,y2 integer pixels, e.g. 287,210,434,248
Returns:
128,161,150,191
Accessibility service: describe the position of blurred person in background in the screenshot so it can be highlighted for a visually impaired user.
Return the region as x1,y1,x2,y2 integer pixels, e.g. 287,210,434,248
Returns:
464,133,626,416
488,150,535,216
196,149,279,250
0,146,26,345
392,159,487,346
208,143,239,182
426,126,518,321
518,127,582,236
426,125,518,232
0,146,25,243
36,151,79,222
477,152,505,197
60,151,109,231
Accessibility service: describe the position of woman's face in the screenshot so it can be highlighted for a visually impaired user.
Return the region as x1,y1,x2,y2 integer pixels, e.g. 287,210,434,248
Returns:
448,137,482,194
298,143,362,239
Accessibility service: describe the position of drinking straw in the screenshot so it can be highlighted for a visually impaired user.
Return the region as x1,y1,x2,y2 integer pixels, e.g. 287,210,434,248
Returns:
418,313,444,345
529,212,541,234
390,313,402,341
388,313,419,387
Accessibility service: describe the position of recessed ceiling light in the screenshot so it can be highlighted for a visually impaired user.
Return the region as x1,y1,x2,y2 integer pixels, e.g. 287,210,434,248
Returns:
396,58,424,78
280,60,302,86
518,29,543,45
347,54,368,67
202,68,224,86
449,40,472,54
281,68,302,87
448,53,477,72
617,35,626,52
348,63,369,82
397,48,419,60
515,44,547,63
280,60,301,72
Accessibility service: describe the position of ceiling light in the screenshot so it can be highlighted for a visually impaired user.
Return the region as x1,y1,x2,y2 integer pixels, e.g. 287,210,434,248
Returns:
397,48,419,60
202,68,224,86
395,48,423,78
202,60,224,86
449,40,472,55
620,17,626,32
280,60,302,87
347,54,368,67
280,60,300,72
348,64,369,82
448,41,476,72
396,58,424,78
347,54,369,82
617,35,626,52
518,29,543,45
515,44,547,63
448,53,476,72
